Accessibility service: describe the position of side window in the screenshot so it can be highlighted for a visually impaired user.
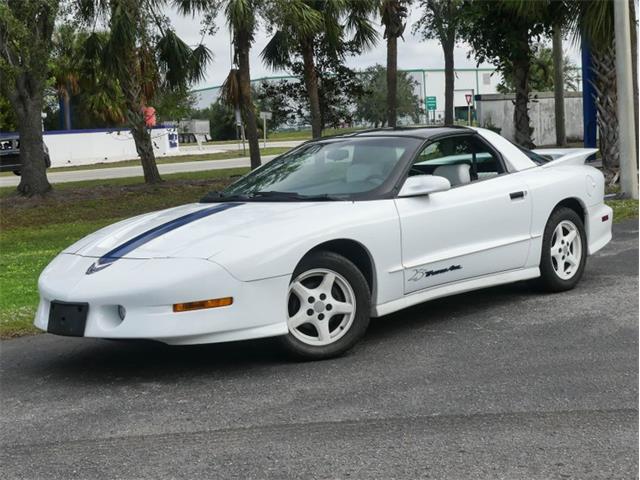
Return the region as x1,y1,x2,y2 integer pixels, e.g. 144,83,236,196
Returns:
469,137,505,179
410,136,504,186
410,137,474,186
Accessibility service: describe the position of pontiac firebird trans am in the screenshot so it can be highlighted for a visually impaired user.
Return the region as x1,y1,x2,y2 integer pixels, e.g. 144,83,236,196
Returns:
35,127,612,359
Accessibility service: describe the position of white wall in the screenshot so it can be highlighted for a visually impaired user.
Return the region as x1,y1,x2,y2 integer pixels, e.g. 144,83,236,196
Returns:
43,127,179,167
475,92,583,146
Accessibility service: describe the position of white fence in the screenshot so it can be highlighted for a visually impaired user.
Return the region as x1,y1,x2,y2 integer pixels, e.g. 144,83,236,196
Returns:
43,127,179,167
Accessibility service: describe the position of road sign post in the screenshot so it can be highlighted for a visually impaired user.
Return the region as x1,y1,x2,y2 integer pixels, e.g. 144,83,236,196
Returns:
259,111,272,148
465,93,473,126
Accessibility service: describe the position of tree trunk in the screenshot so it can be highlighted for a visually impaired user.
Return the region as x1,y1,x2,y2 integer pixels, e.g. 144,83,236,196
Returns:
512,34,533,148
120,51,162,184
237,32,261,170
592,45,619,172
552,22,567,146
443,37,455,125
124,96,161,184
629,0,638,151
386,35,398,128
130,123,161,184
9,76,52,196
63,87,72,130
301,40,322,139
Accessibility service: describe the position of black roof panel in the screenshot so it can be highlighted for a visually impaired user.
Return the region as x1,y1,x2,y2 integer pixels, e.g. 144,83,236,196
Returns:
334,126,473,140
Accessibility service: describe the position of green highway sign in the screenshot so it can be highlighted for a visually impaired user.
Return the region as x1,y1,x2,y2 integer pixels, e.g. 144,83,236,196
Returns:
426,96,437,111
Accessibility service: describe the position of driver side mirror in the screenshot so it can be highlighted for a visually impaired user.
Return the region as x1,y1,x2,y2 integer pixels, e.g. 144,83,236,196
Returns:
398,175,451,197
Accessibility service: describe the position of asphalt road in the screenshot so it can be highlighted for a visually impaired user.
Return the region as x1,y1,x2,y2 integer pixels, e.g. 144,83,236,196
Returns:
1,221,637,479
0,155,280,187
0,140,303,187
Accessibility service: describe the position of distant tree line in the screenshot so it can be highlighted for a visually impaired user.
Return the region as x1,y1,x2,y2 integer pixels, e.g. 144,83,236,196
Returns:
0,0,634,196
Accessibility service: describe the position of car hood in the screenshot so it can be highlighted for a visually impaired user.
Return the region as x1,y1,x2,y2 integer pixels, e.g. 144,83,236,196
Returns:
64,201,321,261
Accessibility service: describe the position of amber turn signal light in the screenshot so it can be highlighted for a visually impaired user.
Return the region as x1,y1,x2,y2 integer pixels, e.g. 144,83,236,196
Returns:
173,297,233,312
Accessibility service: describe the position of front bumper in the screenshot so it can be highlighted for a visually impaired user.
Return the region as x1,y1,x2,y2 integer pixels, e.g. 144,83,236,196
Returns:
35,254,289,345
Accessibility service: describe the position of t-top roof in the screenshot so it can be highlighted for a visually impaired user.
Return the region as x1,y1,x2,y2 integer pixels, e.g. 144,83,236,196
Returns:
332,126,474,140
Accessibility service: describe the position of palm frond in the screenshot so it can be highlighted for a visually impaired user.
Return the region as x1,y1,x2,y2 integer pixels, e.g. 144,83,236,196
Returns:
219,68,241,108
349,15,379,50
157,29,194,87
577,0,614,48
172,0,218,16
225,0,255,36
260,30,292,70
189,43,213,83
283,0,324,38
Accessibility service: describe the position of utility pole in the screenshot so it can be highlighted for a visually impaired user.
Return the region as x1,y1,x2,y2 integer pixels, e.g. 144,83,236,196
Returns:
614,0,639,199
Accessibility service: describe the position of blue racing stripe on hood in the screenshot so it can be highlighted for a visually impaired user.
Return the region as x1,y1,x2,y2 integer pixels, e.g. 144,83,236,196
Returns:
96,203,243,266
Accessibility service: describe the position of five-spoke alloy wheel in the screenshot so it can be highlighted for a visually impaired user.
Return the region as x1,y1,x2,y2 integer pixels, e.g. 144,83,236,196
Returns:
280,251,370,360
288,269,356,346
550,220,582,280
539,207,587,292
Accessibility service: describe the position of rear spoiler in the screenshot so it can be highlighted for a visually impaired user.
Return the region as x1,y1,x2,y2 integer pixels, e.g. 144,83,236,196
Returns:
533,148,599,168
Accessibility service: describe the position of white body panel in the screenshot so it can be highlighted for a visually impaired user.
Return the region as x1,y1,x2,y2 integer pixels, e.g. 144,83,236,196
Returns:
35,128,613,345
395,171,531,294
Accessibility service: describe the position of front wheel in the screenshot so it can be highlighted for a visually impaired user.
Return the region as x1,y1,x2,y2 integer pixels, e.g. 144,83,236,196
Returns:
538,207,587,292
279,251,371,360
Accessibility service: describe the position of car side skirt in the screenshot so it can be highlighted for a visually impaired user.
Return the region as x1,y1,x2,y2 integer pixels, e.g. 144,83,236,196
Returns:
372,267,540,317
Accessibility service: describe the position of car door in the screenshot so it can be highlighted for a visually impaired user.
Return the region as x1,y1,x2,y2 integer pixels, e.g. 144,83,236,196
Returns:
394,134,532,294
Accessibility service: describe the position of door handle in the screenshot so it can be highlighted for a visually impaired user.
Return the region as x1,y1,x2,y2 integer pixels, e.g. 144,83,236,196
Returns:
509,191,526,200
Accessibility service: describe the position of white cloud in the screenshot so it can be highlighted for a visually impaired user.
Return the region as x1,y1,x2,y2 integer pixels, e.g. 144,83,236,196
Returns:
167,5,580,90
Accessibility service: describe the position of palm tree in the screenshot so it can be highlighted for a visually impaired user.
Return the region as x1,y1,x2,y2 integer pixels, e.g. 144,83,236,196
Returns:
177,0,262,169
509,0,571,146
414,0,463,125
79,0,211,184
513,0,634,168
570,0,619,172
380,0,410,128
261,0,377,139
51,25,81,130
77,31,127,125
551,18,566,146
461,1,551,148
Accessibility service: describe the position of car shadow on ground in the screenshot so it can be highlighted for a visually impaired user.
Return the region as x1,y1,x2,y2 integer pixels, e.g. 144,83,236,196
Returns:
30,280,538,384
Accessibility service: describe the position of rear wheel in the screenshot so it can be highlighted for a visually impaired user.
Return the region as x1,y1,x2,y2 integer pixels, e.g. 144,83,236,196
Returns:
12,169,20,176
279,251,370,360
538,207,587,292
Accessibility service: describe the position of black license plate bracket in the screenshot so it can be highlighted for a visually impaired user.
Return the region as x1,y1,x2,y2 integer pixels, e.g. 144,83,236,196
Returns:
48,301,88,336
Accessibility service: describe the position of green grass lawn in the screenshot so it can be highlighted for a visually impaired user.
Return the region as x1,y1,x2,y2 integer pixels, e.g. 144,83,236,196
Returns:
0,167,248,338
0,172,636,338
0,147,289,177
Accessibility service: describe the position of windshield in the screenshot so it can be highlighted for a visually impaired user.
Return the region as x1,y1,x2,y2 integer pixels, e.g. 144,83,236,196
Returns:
214,136,422,201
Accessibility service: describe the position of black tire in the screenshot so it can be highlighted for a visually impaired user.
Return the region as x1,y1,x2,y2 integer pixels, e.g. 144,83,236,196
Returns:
12,169,20,176
278,251,371,360
538,207,587,292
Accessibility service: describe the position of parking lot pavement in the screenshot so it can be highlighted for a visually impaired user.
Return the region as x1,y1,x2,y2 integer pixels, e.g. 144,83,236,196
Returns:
1,220,637,479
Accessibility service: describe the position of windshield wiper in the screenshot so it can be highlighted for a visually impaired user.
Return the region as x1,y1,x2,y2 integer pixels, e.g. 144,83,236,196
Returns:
201,190,342,203
251,191,341,201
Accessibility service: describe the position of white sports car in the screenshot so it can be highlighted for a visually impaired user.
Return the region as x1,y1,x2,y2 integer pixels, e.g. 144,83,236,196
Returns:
35,127,612,359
